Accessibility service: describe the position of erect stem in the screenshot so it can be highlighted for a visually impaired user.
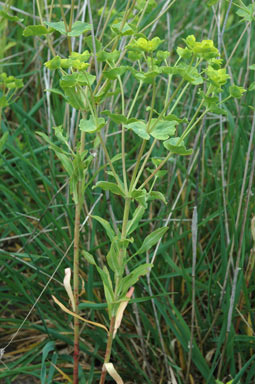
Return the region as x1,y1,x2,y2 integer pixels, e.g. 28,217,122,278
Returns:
118,75,128,193
99,316,116,384
99,197,131,384
73,195,81,384
121,197,131,240
73,131,86,384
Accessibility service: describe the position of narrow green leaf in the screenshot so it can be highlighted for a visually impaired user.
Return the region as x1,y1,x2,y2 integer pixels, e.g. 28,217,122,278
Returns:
164,114,188,123
0,10,23,22
44,88,66,98
137,227,168,255
41,341,55,384
36,131,69,155
106,237,123,275
118,263,153,295
96,265,114,318
91,215,115,241
0,132,8,153
93,181,125,197
102,110,128,124
103,66,128,80
55,153,73,176
82,250,97,266
249,82,255,91
126,205,146,235
148,191,167,204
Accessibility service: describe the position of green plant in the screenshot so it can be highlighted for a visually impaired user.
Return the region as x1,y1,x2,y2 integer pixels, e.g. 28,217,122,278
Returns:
18,1,248,383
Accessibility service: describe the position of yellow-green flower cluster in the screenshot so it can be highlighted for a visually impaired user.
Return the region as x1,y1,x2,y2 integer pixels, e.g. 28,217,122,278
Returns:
45,50,90,71
0,72,23,89
206,66,230,89
179,35,220,60
131,37,163,53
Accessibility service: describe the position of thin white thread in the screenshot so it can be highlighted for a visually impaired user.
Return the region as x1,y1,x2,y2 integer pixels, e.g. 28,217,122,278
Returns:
2,194,102,359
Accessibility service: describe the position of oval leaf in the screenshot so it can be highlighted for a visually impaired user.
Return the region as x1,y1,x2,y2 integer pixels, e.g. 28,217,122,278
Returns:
93,181,125,197
79,116,105,133
137,227,168,255
68,21,92,37
44,21,66,35
23,25,50,37
150,119,177,140
124,121,150,140
163,137,193,156
103,66,128,80
82,250,97,265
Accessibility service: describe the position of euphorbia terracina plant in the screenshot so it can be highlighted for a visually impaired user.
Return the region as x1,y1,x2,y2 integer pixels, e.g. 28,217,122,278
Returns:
23,2,245,382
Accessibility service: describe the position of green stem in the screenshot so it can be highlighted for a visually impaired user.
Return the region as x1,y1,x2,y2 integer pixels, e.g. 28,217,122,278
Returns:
98,0,117,41
121,197,131,239
97,132,122,187
148,78,185,136
94,0,135,96
168,82,189,115
133,139,157,190
73,131,86,384
139,152,172,190
129,140,147,191
147,79,156,128
36,0,55,56
118,75,128,192
180,103,207,142
127,81,143,119
129,77,157,192
59,0,72,54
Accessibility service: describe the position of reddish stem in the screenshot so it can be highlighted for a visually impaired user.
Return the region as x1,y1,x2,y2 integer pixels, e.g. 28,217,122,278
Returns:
99,316,116,384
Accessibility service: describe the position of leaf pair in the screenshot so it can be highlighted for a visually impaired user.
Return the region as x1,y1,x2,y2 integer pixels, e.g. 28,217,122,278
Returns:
23,21,92,37
124,119,177,141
